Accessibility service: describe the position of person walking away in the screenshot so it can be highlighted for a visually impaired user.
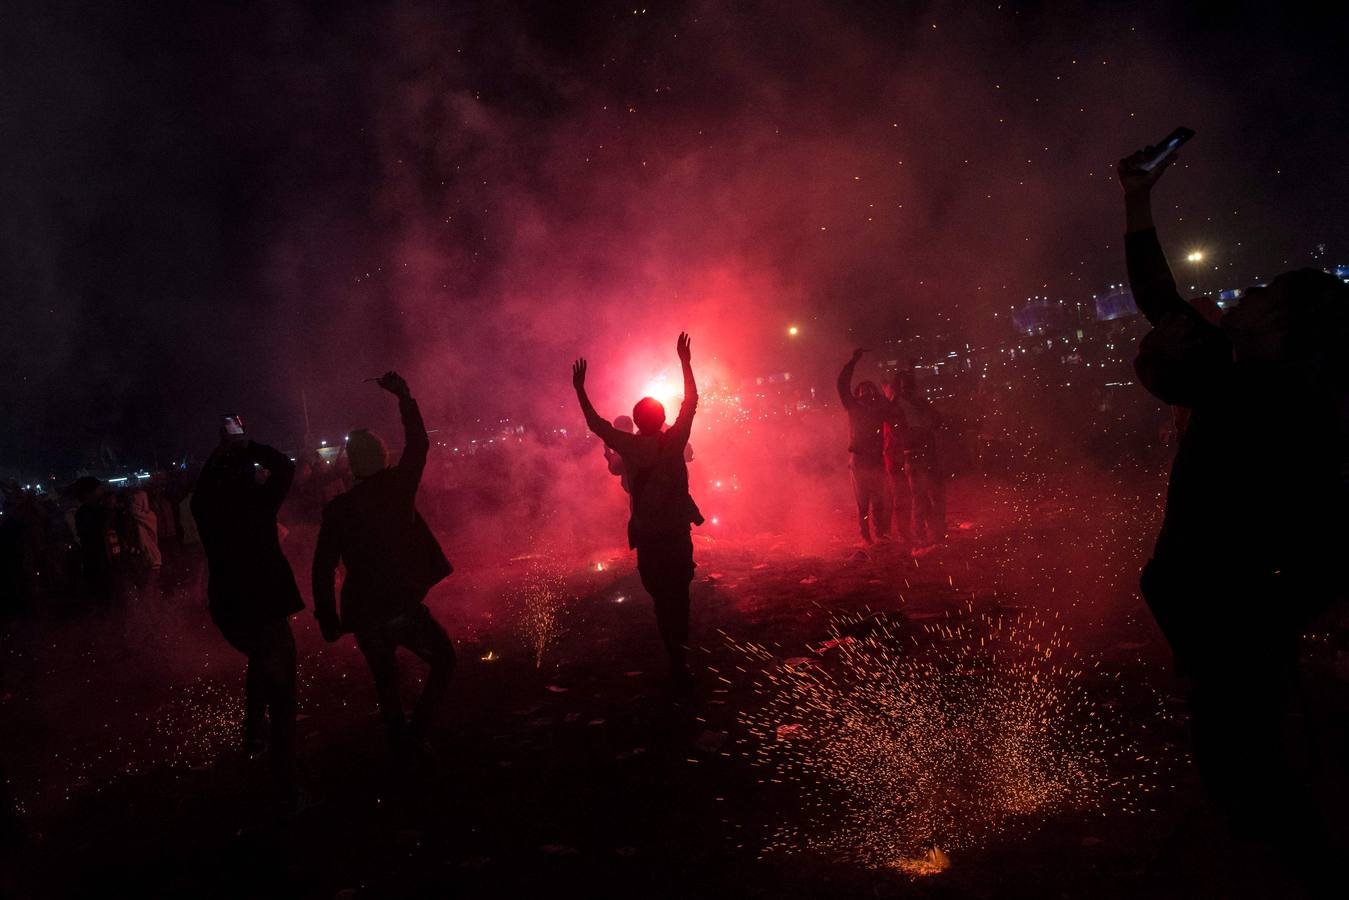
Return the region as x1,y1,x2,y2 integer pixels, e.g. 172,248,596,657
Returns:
312,372,455,761
573,333,704,690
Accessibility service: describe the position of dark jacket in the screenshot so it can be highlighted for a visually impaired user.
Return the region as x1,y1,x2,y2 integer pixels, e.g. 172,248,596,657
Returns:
312,396,451,632
191,441,303,629
583,364,704,548
837,358,891,464
1128,227,1341,652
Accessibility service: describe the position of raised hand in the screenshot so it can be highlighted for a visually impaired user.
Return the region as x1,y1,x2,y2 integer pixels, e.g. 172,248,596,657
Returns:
572,358,588,390
376,370,411,399
1118,149,1177,196
677,332,692,363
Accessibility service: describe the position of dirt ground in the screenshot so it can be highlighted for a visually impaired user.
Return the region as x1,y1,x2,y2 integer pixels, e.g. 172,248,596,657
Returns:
3,471,1345,899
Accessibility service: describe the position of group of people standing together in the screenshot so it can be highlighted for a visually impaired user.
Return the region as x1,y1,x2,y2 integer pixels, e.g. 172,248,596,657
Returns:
837,349,947,547
191,372,455,812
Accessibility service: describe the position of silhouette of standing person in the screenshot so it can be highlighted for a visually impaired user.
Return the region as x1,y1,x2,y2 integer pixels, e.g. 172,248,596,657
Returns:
573,333,704,689
837,349,892,544
892,368,947,545
1121,144,1349,846
312,372,455,760
882,371,913,544
191,416,303,809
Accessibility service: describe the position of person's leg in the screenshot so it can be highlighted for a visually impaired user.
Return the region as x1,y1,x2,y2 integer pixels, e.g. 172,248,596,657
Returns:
929,462,947,541
887,463,911,541
243,657,268,753
906,462,929,542
849,465,871,543
398,607,457,740
253,619,298,793
219,619,267,752
355,625,407,742
638,537,694,678
873,466,892,538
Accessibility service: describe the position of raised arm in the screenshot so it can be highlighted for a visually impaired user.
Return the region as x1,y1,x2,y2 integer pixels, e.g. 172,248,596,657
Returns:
669,332,698,444
1118,151,1188,326
1119,149,1230,406
376,371,428,486
247,441,295,513
572,358,625,449
837,349,864,409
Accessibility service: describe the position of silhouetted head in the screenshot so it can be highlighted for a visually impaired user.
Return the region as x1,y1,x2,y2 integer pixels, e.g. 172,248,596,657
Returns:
346,429,388,479
854,380,881,404
632,397,666,434
73,476,103,505
613,415,635,434
1223,269,1349,375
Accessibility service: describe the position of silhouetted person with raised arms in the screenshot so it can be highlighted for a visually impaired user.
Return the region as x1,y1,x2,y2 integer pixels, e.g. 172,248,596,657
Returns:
191,416,303,810
838,348,892,544
574,333,704,690
313,372,455,760
1121,144,1349,851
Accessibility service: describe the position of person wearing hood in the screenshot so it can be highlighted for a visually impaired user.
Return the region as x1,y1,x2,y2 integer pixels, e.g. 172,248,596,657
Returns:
1121,144,1349,850
191,417,304,809
312,372,455,760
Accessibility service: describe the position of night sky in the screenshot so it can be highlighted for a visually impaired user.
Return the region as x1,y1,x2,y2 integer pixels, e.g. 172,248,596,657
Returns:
3,1,1347,472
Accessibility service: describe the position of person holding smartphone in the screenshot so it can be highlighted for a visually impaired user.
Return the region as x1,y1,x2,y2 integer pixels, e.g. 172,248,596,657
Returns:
191,416,305,811
1120,135,1348,853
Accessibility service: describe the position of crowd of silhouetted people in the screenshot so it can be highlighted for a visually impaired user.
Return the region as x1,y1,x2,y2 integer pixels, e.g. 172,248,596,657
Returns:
3,140,1348,891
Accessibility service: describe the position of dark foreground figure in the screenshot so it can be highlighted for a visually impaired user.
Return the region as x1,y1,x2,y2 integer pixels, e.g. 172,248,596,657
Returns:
1121,147,1349,859
191,418,302,806
313,372,455,756
574,333,704,687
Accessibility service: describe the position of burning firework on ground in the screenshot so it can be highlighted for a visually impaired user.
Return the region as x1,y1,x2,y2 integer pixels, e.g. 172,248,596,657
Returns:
514,563,570,668
723,603,1168,872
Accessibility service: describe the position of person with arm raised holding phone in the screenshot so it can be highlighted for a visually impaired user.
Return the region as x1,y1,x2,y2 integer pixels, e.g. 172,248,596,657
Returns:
191,416,305,812
1121,134,1349,856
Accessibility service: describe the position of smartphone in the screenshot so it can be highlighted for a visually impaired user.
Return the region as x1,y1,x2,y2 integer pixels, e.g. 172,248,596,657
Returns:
1134,126,1195,172
222,415,246,437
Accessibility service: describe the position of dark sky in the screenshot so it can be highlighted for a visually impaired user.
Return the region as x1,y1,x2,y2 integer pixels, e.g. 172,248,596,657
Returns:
3,1,1347,472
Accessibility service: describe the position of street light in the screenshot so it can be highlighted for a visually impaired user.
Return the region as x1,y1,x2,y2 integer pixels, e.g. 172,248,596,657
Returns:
1185,250,1204,263
787,325,800,336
